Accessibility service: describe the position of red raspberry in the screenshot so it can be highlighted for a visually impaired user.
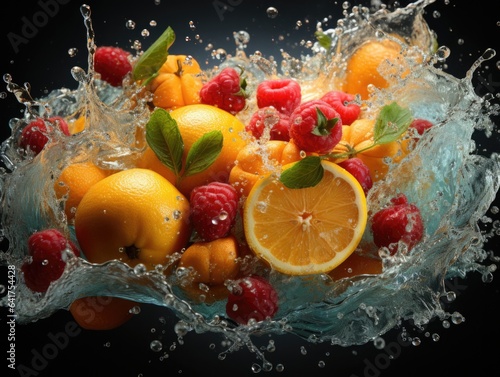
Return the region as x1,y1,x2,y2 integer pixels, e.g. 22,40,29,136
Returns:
320,90,361,125
94,46,132,87
289,100,342,154
189,182,239,241
200,67,247,114
338,157,373,196
21,229,80,293
256,79,301,115
245,106,290,141
410,118,434,135
226,276,278,325
19,116,70,156
371,194,424,255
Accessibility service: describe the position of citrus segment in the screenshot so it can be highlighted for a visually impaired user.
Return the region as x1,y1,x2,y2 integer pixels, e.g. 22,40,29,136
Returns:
243,160,367,275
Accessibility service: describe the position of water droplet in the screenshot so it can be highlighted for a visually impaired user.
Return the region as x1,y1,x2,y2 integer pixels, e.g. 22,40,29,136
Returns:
432,333,440,342
174,320,192,337
0,92,7,99
266,7,278,19
133,263,147,275
451,311,465,325
300,345,307,355
149,20,157,27
0,285,5,294
141,29,150,37
126,20,136,30
150,340,163,352
318,360,325,368
189,21,196,30
129,305,141,314
68,48,78,57
276,364,284,372
373,337,385,349
41,259,49,266
411,337,421,346
251,363,261,373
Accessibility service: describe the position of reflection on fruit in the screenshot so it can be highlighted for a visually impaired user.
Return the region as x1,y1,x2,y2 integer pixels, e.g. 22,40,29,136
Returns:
69,296,138,330
148,54,203,110
54,161,110,222
343,38,405,100
243,160,367,275
74,168,190,269
167,104,248,198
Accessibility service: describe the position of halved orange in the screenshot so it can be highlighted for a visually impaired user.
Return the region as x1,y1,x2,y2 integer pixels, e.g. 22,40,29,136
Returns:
243,160,367,275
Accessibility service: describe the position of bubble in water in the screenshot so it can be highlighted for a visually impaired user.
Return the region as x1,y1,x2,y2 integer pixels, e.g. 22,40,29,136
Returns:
150,340,163,352
126,20,136,30
266,7,278,19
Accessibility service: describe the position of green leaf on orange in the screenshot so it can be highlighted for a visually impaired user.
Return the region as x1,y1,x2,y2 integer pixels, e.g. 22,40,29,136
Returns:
183,130,223,177
132,26,175,84
280,156,324,189
145,108,183,177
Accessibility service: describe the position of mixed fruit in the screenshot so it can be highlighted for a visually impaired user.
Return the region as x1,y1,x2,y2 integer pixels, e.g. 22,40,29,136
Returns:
17,26,432,329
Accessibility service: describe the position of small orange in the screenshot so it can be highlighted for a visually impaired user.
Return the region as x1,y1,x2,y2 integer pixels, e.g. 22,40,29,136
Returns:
148,54,204,110
229,140,302,197
343,38,405,100
328,252,383,280
158,104,249,198
179,235,240,286
244,160,367,275
135,146,177,186
54,161,110,222
69,296,139,330
330,118,407,182
68,116,86,134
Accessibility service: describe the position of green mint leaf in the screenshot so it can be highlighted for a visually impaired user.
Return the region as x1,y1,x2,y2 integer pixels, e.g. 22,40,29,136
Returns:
314,30,332,50
280,156,324,189
145,108,183,177
183,130,223,177
132,26,176,83
373,102,413,145
311,108,339,136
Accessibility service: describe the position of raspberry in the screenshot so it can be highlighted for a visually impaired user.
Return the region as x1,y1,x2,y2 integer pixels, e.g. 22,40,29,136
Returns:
338,157,373,195
320,90,361,125
19,116,70,156
200,67,247,114
256,79,301,115
226,276,278,325
371,193,424,255
245,106,290,141
410,118,434,135
94,46,132,87
189,182,239,241
21,229,80,293
288,99,342,154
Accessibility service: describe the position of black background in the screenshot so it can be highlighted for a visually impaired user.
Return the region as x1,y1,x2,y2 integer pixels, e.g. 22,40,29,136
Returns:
1,1,500,376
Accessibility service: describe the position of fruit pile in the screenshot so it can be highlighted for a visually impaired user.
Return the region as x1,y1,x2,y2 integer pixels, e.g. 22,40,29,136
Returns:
17,26,433,329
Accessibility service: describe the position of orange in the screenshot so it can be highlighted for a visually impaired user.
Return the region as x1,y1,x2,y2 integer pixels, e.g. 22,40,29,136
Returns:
54,161,110,222
328,252,383,280
68,116,86,134
330,118,407,182
229,140,302,198
178,235,240,286
243,160,367,275
69,296,139,330
135,146,177,186
343,38,405,100
146,104,248,198
74,168,190,269
148,54,204,110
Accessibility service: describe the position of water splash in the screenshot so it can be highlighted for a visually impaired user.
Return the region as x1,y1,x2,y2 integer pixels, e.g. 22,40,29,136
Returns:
1,0,499,370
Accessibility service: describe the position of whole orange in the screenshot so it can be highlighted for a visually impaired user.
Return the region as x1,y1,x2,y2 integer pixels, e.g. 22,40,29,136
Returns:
143,104,248,198
343,38,404,100
74,168,190,269
54,161,110,222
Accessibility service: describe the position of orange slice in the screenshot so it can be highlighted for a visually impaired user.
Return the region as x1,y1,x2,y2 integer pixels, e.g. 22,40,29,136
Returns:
243,160,367,275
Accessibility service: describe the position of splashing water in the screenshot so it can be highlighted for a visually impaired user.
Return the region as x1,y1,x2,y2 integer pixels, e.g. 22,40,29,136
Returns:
1,0,499,370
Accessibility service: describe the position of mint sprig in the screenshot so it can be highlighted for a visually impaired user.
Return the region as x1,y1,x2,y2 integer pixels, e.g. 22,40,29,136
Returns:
145,108,223,185
280,102,413,189
133,26,176,84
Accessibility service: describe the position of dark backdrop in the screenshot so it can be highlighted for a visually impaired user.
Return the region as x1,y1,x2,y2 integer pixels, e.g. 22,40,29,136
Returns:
1,1,499,376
